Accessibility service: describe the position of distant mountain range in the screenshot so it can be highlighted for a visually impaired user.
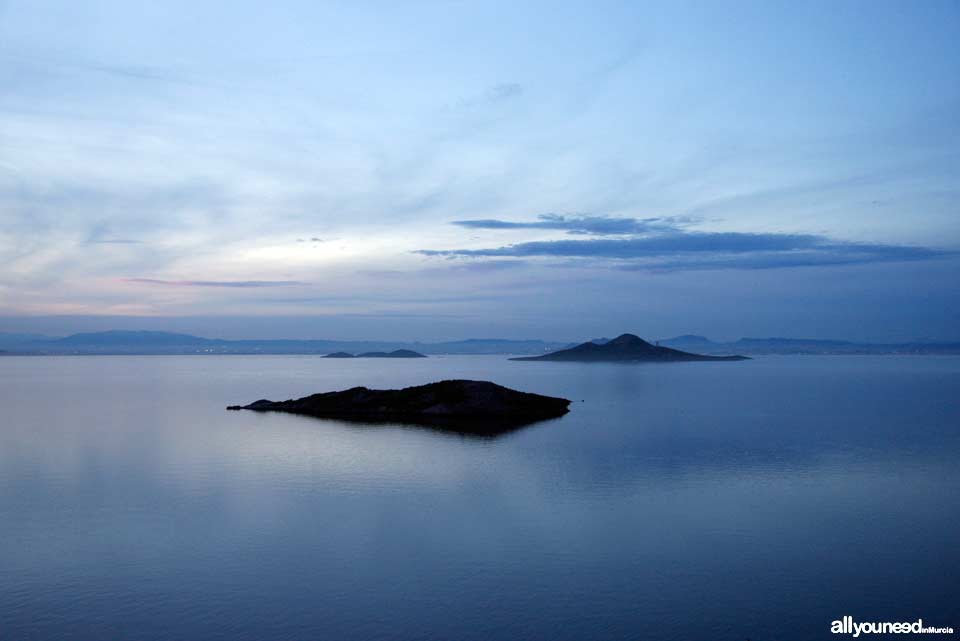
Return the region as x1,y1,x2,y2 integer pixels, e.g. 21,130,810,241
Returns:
657,335,960,355
0,330,957,356
0,331,568,355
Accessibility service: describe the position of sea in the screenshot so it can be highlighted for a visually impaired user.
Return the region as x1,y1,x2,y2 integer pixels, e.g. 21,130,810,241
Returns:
1,354,958,640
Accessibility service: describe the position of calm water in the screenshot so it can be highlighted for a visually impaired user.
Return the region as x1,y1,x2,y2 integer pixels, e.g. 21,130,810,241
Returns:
1,355,958,640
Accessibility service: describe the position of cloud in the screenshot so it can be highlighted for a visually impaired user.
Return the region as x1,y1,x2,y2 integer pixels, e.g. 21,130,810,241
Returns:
619,246,950,272
416,231,951,271
456,82,524,109
452,214,695,235
488,83,523,101
124,278,308,288
84,224,144,245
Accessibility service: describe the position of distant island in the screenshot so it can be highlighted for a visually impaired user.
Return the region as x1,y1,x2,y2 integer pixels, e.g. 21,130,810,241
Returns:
227,379,571,435
510,333,749,362
322,349,426,358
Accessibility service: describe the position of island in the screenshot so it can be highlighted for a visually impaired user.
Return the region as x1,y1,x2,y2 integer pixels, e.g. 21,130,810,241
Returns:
322,349,427,358
510,333,750,362
227,379,570,435
358,349,426,358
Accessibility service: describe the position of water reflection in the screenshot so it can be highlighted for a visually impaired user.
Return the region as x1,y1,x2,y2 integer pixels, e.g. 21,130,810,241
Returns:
0,355,958,641
232,409,569,438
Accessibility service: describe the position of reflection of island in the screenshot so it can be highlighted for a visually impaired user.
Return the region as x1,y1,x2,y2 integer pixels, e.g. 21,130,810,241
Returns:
227,380,571,435
322,349,427,358
510,333,749,362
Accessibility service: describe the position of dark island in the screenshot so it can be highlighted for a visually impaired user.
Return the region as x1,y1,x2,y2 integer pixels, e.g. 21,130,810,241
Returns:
358,349,426,358
322,349,427,358
510,333,749,362
227,379,571,435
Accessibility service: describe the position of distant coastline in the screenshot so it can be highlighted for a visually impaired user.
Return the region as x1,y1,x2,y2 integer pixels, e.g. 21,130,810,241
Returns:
0,331,960,356
1,330,958,356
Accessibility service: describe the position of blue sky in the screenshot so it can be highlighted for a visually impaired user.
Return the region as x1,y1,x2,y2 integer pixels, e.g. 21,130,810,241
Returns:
0,0,958,341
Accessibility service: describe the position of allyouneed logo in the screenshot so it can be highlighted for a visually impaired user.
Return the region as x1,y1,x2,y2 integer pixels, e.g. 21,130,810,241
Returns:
832,616,954,637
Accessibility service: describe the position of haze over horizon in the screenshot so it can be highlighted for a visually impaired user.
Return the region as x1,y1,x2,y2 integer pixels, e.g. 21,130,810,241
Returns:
2,1,958,342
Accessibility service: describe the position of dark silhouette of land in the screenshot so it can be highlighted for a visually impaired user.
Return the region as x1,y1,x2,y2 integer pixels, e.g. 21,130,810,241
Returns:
227,379,571,435
322,349,426,358
358,349,426,358
510,333,749,362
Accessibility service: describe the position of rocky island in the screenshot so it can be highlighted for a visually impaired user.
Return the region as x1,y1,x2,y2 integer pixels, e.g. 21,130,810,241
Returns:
227,379,571,435
510,333,750,362
322,349,427,358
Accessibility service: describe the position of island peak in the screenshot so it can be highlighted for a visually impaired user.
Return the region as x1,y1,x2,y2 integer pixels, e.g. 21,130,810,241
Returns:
510,333,749,362
607,333,650,346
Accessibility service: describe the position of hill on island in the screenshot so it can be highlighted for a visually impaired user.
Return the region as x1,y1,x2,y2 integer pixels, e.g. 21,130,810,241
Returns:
358,349,426,358
322,349,426,358
509,333,749,362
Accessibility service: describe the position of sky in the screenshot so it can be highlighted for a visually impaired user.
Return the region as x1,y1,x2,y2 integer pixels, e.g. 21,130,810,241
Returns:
0,0,958,341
